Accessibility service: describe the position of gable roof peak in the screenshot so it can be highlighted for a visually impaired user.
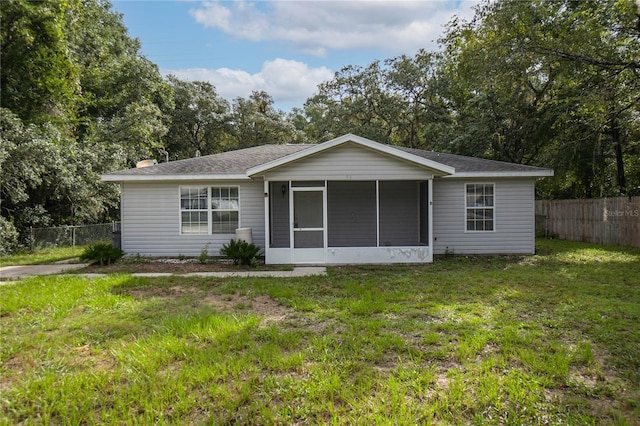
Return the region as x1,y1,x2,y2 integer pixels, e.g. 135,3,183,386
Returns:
246,133,456,177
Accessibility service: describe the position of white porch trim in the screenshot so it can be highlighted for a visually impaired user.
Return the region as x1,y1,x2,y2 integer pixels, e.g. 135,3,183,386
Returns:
247,134,454,177
264,177,434,265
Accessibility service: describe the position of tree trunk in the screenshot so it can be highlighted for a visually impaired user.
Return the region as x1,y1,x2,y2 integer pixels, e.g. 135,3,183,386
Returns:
610,114,626,195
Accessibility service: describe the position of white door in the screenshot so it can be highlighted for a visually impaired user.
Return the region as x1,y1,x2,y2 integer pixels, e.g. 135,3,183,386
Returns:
291,188,325,263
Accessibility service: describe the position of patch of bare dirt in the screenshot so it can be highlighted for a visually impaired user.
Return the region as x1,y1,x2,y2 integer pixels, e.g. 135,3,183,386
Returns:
79,258,287,274
125,284,294,325
68,344,115,372
201,294,292,324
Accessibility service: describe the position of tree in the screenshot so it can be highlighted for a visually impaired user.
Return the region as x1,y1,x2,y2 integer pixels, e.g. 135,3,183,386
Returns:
439,0,640,197
0,108,118,245
384,51,452,150
544,0,640,196
303,62,396,143
0,0,172,250
0,0,79,125
67,0,172,165
302,54,453,150
440,1,562,164
230,91,303,148
163,76,231,159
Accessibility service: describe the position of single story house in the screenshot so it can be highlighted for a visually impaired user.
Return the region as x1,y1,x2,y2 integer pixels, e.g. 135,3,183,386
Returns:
102,134,553,264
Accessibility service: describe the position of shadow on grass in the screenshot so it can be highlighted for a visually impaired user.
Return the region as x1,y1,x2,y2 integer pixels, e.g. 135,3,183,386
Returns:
535,237,640,256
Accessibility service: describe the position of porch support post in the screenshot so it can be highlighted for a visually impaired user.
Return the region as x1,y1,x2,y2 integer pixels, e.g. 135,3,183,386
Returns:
263,180,270,261
288,180,294,251
375,180,380,247
323,180,328,256
428,178,434,251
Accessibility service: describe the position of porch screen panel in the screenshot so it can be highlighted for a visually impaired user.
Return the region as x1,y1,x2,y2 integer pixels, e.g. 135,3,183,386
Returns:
269,182,290,248
327,181,377,247
294,231,323,248
379,181,420,246
419,181,429,245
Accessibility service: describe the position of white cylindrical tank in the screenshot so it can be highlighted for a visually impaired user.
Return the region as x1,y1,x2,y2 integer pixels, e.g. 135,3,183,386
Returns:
136,159,158,168
235,228,253,244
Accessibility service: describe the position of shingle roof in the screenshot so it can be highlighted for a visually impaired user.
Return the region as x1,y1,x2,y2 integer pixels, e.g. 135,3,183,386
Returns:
102,140,552,180
107,144,315,176
394,147,552,175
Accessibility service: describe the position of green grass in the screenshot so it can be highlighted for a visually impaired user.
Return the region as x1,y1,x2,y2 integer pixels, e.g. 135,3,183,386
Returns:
0,246,87,267
1,239,639,424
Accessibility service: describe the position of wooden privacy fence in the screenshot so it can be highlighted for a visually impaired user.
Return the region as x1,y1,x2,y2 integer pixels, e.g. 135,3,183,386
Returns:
535,197,640,247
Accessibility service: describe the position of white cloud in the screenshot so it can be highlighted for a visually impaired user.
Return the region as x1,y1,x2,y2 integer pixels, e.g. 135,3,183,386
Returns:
189,0,480,56
164,58,333,109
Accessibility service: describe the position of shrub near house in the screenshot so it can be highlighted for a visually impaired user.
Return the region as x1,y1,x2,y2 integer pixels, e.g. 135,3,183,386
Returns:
221,239,262,266
80,243,124,266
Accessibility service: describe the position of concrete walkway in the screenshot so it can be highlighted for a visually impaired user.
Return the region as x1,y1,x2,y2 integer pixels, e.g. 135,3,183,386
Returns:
0,264,326,282
0,263,91,280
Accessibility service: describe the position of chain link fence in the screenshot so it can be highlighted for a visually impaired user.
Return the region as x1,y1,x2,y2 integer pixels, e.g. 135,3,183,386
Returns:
31,222,121,250
535,214,548,238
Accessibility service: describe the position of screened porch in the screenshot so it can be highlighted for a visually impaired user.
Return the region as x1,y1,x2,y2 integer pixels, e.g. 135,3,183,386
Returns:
264,180,432,264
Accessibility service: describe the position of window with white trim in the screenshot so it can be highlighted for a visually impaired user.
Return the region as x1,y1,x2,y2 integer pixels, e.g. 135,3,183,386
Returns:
179,186,239,235
211,187,239,233
465,183,494,231
180,187,208,235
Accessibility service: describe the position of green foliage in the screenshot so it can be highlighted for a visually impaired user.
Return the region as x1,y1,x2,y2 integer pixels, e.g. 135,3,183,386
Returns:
299,0,640,198
198,243,210,264
0,0,79,124
230,91,304,149
0,108,118,243
302,52,454,149
0,0,171,244
164,76,231,159
79,243,124,266
438,0,640,198
220,239,262,266
303,61,395,144
0,217,19,256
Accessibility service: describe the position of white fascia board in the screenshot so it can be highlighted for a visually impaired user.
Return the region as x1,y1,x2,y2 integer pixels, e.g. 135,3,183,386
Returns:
443,170,554,178
247,133,455,176
100,174,250,182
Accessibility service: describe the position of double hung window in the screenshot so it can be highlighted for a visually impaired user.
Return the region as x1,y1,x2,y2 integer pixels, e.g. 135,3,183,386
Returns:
180,187,208,235
466,183,494,231
180,186,239,235
211,187,239,233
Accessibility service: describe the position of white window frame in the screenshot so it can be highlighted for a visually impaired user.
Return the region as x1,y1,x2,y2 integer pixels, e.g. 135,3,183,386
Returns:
179,185,240,235
465,182,495,232
179,186,209,235
211,186,240,234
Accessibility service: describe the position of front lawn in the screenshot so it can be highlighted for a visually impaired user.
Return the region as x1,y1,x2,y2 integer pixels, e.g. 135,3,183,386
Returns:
0,246,87,267
1,239,639,424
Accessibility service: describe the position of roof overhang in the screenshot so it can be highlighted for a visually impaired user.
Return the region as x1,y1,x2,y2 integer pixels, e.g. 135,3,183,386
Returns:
101,173,251,182
444,170,555,178
246,133,455,177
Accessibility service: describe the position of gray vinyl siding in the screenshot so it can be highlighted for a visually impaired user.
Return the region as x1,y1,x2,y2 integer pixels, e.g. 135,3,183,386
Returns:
269,181,290,248
432,178,535,255
379,181,420,246
263,142,433,181
327,181,377,247
120,180,265,257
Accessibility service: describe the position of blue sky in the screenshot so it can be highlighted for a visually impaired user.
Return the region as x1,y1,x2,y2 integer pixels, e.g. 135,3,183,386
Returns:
112,1,480,111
